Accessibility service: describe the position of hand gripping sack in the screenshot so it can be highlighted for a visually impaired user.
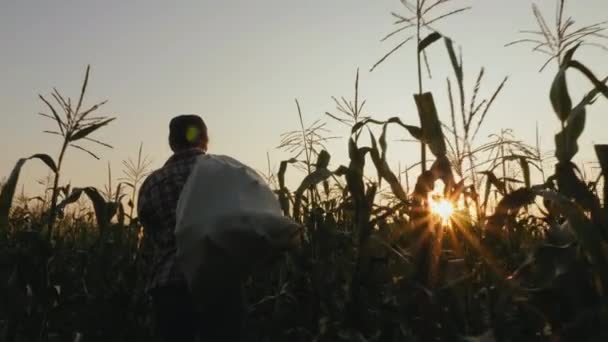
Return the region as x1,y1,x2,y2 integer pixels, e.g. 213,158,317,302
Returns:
175,154,302,295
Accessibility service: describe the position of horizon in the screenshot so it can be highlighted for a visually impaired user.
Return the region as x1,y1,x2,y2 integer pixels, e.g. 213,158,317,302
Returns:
2,0,608,194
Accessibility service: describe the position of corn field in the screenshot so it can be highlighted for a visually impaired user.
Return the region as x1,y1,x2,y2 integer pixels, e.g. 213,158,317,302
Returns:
2,1,608,341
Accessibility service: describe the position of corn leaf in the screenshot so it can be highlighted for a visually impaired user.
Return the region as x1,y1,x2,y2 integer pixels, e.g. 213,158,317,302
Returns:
595,145,608,205
0,154,58,233
550,44,579,122
414,92,447,157
519,156,531,189
445,38,463,84
82,187,117,228
70,118,115,142
316,150,331,169
419,32,442,52
30,154,58,173
369,133,408,202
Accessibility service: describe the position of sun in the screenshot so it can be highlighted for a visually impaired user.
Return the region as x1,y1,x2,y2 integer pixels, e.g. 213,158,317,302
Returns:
428,182,455,225
430,197,455,225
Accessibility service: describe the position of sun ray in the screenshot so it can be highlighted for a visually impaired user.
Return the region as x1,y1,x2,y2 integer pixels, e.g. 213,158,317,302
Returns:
428,181,456,226
450,215,506,278
430,197,455,224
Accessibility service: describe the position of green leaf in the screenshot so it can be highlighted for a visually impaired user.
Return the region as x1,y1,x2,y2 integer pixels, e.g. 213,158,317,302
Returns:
348,138,359,162
70,144,100,160
566,104,586,142
562,43,580,64
487,188,536,230
555,162,597,211
82,187,117,227
56,188,84,210
78,100,108,120
75,65,91,116
550,68,572,122
114,182,126,204
0,154,59,233
431,155,454,188
386,117,423,141
519,157,531,189
501,177,524,184
403,125,423,141
278,158,297,190
555,129,578,163
496,188,536,213
295,169,333,195
554,77,607,163
414,92,447,157
375,122,415,200
70,118,115,142
315,150,331,169
444,38,463,83
61,184,71,197
595,145,608,175
277,158,297,216
117,202,126,227
483,177,492,211
379,123,389,160
351,117,422,141
0,159,27,233
413,170,436,199
30,154,58,173
418,32,442,52
38,95,65,135
351,118,384,135
479,171,506,195
449,179,466,202
595,145,608,204
369,136,408,202
550,44,580,122
345,138,371,227
568,60,608,100
535,189,608,288
293,167,333,220
370,131,383,184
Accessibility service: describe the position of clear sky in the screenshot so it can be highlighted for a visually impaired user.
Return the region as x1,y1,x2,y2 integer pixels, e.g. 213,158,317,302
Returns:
1,0,608,193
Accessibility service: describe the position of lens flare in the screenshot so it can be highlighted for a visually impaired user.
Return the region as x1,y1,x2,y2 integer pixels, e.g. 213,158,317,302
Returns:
429,197,455,225
428,181,455,225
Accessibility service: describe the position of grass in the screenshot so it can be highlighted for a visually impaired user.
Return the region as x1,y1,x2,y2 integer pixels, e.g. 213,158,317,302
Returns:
2,0,608,341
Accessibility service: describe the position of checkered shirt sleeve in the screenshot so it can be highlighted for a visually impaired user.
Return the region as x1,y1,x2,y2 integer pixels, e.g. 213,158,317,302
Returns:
137,149,203,291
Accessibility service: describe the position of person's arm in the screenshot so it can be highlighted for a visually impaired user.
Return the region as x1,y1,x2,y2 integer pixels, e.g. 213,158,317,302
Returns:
137,177,157,238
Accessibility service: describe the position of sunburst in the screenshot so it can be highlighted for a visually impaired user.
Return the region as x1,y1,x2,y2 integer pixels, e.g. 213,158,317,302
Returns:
428,182,455,226
430,196,455,225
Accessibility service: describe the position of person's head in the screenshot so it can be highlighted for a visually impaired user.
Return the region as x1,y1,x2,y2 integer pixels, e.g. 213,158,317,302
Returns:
169,114,209,153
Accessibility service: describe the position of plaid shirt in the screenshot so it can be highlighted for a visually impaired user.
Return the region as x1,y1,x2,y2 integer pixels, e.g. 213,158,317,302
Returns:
137,148,204,291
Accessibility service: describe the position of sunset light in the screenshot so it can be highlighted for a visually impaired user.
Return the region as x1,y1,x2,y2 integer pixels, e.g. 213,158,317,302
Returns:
429,195,455,225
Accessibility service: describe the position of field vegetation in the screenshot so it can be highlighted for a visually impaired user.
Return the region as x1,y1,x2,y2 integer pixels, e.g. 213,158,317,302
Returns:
2,0,608,341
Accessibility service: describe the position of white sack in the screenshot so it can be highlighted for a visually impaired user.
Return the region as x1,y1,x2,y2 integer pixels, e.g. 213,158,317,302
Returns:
175,154,301,294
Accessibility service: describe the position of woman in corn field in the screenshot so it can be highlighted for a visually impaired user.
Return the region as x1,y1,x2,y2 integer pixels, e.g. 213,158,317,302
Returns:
138,115,244,342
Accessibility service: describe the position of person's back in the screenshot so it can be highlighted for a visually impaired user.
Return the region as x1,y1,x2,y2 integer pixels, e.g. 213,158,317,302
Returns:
139,148,203,291
138,115,243,342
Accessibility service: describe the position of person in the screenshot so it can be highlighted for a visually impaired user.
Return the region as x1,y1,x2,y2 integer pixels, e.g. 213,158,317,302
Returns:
137,115,244,342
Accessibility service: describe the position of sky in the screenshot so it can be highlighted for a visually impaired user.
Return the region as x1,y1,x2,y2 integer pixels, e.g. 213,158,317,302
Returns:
1,0,608,194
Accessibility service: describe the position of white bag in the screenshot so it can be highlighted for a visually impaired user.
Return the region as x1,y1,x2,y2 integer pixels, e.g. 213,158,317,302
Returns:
175,154,301,295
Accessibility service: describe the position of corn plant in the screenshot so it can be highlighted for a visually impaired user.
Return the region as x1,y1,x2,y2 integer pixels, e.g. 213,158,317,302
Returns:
120,142,152,223
507,0,608,72
325,69,369,142
4,1,608,341
373,0,471,172
36,65,115,239
278,100,337,174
